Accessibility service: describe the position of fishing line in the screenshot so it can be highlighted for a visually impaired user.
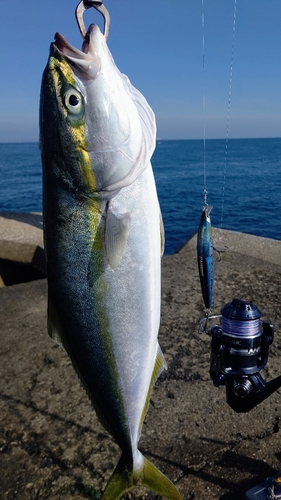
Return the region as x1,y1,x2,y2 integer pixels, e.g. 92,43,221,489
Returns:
197,0,214,314
221,316,261,337
197,1,237,316
220,0,237,229
201,0,207,207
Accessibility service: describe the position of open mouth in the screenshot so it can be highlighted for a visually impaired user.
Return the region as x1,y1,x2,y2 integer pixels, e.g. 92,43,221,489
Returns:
54,27,101,76
55,32,91,59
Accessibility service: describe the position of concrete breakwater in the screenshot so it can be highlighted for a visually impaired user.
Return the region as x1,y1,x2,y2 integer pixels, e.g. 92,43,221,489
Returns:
0,212,46,286
0,211,280,286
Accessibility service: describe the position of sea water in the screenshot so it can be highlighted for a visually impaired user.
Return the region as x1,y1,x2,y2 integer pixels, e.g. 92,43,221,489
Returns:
0,138,280,254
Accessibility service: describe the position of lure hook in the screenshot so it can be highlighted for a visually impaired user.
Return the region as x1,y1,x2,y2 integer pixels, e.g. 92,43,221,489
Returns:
76,0,110,41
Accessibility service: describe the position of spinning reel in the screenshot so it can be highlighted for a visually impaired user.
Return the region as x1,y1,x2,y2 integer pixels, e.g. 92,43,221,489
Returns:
206,298,281,413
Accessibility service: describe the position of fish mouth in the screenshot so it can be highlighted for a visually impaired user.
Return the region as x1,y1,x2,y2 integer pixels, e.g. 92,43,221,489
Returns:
54,25,102,78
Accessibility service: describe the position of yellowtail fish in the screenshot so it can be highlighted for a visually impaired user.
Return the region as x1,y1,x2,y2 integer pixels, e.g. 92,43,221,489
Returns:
197,204,213,309
39,12,182,500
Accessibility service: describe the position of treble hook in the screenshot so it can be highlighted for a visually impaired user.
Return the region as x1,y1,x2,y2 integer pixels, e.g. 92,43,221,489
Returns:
76,0,110,41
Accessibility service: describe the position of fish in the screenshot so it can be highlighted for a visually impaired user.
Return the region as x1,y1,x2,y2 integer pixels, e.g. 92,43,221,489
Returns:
39,21,182,500
197,204,213,309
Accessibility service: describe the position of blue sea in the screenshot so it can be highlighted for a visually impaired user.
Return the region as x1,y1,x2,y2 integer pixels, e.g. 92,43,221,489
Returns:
0,138,280,254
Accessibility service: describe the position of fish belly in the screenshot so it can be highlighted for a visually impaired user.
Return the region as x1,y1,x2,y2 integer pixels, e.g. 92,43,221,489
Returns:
103,164,161,452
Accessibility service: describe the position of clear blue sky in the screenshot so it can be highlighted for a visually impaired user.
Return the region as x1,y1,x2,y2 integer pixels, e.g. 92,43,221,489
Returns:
1,0,280,142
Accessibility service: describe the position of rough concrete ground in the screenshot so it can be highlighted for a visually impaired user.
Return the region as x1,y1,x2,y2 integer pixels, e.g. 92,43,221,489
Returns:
0,221,281,500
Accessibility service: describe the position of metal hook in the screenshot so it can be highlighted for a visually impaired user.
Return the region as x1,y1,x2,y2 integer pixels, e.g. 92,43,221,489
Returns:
213,244,228,262
76,1,110,41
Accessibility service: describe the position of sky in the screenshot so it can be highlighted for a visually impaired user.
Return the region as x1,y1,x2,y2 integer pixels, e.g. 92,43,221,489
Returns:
1,0,281,142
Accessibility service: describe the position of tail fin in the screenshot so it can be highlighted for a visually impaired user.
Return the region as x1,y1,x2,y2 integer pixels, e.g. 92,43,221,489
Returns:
102,453,182,500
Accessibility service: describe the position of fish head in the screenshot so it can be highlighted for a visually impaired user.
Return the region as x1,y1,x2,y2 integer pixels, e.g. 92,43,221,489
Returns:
40,24,156,198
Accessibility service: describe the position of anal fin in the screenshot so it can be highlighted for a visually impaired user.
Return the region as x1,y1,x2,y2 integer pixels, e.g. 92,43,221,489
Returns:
160,210,165,256
140,344,167,427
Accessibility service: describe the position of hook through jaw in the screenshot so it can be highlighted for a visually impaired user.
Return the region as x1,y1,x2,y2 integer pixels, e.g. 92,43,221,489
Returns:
76,0,110,40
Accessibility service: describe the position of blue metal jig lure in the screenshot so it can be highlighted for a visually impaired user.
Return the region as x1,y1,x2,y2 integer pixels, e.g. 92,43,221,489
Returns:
197,204,213,309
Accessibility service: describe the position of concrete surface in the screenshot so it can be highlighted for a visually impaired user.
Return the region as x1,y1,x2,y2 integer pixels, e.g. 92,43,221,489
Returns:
0,221,281,499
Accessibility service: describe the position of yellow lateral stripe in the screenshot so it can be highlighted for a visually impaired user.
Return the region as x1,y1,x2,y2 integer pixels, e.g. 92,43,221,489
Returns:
77,146,97,193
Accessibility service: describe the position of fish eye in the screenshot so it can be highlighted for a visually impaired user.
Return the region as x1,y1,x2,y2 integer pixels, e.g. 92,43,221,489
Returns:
64,89,83,115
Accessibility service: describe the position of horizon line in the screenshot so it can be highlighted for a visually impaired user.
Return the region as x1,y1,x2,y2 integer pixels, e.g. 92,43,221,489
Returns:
0,136,281,145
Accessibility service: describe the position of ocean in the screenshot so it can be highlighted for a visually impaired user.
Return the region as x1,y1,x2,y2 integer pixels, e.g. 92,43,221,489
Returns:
0,138,280,254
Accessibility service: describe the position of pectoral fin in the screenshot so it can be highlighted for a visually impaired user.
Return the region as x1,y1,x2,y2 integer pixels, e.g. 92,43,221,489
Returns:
105,204,130,270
